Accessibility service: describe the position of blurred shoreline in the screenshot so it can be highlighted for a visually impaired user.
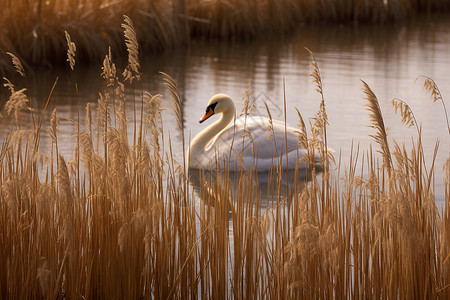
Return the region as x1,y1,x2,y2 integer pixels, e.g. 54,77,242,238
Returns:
1,0,449,74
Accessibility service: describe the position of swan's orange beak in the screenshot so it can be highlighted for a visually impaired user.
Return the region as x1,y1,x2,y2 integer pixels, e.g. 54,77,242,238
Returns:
199,107,214,123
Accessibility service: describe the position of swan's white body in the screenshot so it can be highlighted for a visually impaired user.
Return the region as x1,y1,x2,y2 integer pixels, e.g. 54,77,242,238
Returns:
188,94,319,172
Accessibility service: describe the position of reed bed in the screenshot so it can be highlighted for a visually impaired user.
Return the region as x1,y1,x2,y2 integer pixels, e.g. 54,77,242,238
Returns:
1,18,450,298
1,0,450,74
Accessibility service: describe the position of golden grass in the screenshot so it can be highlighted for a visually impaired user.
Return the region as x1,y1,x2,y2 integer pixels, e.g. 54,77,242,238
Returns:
1,21,450,298
1,0,450,74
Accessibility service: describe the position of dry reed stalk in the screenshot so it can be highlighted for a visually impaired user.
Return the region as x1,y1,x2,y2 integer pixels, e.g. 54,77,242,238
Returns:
33,77,58,156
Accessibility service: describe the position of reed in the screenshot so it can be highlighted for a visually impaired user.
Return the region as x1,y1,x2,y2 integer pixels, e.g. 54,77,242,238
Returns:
1,25,450,298
417,75,450,135
1,0,450,74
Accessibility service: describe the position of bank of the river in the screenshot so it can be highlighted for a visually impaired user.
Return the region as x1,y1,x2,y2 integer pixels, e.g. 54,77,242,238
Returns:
1,0,450,74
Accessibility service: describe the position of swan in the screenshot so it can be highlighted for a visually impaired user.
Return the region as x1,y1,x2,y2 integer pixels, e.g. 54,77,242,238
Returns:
187,93,322,173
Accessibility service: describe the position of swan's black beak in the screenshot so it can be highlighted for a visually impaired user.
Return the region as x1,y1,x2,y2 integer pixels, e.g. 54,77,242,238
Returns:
199,106,214,123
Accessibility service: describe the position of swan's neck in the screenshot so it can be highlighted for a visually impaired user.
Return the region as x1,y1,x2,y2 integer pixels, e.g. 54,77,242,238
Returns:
188,107,235,165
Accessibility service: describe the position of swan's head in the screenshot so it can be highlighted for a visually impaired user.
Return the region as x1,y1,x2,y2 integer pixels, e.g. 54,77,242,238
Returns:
199,93,234,123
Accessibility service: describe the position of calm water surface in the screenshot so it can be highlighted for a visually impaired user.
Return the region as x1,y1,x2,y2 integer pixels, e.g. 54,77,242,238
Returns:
1,17,449,202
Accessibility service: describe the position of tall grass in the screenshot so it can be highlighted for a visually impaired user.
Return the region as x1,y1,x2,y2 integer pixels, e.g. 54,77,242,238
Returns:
1,0,450,74
1,18,450,298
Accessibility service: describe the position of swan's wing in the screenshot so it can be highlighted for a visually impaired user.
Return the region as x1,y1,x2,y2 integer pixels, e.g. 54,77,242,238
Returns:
210,116,310,171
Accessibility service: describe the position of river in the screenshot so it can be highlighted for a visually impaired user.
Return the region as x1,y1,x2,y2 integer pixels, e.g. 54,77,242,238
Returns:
1,16,449,202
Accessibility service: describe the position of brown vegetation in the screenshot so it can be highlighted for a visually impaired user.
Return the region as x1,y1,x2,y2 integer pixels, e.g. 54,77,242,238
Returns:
1,17,450,298
1,0,450,73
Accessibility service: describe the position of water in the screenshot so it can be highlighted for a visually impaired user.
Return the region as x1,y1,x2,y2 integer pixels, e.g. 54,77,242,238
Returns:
1,17,449,202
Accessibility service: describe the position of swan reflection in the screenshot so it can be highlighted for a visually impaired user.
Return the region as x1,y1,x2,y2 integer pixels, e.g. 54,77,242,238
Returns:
188,166,315,211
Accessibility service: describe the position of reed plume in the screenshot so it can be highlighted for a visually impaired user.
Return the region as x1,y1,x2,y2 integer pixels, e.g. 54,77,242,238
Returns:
306,48,324,101
57,154,72,202
101,47,117,87
391,98,416,128
144,92,163,129
294,107,314,172
122,15,141,83
6,52,25,77
295,107,308,151
49,108,59,145
97,92,111,142
3,78,30,128
161,72,183,133
417,75,450,135
65,31,76,71
238,88,256,158
306,48,329,157
264,101,274,142
240,88,255,118
391,97,429,177
444,157,450,184
161,71,188,183
362,80,392,173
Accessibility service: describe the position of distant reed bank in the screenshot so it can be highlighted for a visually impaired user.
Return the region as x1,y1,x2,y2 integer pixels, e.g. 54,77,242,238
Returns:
1,0,450,73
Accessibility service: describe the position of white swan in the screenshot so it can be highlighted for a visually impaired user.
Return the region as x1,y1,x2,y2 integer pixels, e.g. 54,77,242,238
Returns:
188,93,321,172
